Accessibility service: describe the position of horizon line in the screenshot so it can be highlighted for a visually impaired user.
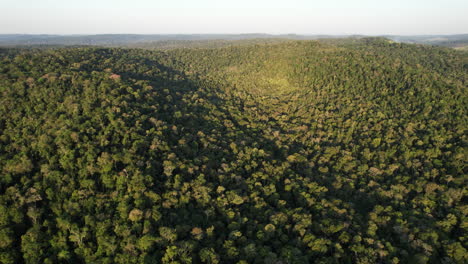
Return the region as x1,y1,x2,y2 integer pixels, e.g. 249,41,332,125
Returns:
1,33,467,37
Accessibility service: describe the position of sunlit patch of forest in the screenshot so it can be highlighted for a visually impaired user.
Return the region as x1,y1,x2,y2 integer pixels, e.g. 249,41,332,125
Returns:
0,38,467,263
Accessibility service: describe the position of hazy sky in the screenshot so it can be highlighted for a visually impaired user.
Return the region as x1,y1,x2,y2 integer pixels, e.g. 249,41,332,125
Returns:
1,0,467,35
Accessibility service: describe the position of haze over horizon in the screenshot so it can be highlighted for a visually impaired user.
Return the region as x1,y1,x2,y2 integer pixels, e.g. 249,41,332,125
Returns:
1,0,467,35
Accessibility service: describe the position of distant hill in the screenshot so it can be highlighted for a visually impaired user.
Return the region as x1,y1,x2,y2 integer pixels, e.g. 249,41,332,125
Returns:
0,34,304,46
385,34,468,48
1,33,467,50
0,33,464,48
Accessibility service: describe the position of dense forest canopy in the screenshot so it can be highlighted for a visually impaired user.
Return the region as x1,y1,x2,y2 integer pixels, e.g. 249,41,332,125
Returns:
0,38,467,263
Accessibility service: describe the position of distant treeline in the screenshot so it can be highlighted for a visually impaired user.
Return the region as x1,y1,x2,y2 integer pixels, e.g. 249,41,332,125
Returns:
0,34,467,49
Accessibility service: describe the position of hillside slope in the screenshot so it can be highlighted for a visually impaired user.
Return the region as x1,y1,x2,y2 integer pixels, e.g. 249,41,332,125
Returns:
0,40,467,263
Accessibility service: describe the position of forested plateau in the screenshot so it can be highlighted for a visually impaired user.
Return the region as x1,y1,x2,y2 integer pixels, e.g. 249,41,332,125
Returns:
0,38,467,263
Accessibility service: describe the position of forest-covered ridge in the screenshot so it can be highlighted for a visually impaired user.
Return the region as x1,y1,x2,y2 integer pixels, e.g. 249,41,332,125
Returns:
0,39,467,264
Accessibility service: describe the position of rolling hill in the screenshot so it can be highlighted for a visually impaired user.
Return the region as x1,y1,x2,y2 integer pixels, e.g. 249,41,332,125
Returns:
0,39,467,263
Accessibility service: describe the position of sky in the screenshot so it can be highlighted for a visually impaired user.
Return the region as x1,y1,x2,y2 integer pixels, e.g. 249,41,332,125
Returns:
1,0,467,35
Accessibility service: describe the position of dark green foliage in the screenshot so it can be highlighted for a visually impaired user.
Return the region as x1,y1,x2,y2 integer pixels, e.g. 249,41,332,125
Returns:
0,39,467,263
